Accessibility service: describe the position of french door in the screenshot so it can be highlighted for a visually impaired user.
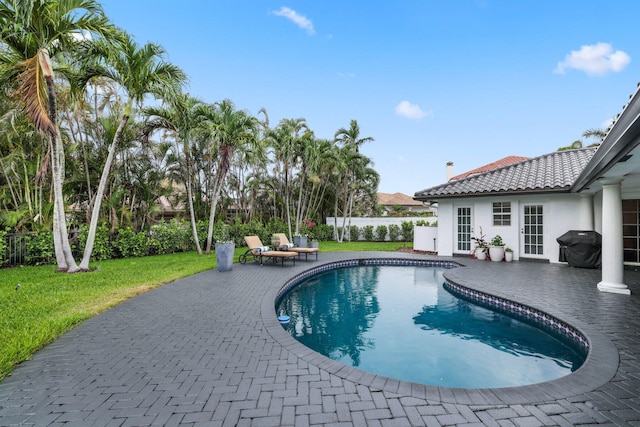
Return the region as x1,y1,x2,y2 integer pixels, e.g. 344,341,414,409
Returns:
456,206,472,253
521,204,544,257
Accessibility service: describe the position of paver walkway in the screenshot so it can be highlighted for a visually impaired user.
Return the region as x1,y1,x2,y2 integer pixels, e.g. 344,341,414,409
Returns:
1,252,640,426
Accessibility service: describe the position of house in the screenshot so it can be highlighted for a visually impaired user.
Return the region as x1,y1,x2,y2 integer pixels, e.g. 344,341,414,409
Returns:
446,156,529,182
414,83,640,295
377,192,433,216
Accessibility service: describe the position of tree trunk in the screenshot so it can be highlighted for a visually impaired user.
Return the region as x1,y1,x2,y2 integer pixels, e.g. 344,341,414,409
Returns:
79,108,130,270
184,147,202,254
43,62,78,272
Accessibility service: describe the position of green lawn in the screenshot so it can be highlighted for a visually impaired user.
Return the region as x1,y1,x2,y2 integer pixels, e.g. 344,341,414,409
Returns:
0,241,411,380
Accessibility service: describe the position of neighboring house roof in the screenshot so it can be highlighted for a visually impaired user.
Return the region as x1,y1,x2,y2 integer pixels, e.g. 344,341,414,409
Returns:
448,156,530,181
378,192,424,207
414,148,597,200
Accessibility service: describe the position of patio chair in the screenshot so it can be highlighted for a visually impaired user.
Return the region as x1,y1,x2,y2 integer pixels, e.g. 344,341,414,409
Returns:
240,236,298,266
273,233,319,261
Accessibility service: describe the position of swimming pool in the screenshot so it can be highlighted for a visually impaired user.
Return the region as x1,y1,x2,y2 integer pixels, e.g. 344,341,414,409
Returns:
276,261,587,389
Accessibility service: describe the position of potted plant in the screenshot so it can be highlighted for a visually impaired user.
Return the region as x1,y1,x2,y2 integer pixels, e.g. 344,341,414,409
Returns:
471,228,488,260
215,225,235,272
504,246,514,262
489,235,505,262
305,219,319,248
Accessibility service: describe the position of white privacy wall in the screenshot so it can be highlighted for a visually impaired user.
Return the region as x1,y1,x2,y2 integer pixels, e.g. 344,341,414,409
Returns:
325,217,437,240
435,194,596,263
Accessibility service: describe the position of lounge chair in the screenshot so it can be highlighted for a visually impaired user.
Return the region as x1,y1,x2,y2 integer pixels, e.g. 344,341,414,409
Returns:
273,233,319,261
240,236,298,266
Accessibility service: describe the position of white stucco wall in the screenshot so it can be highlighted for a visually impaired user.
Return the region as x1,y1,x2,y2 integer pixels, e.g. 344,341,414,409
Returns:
325,217,437,240
435,194,596,263
414,226,438,252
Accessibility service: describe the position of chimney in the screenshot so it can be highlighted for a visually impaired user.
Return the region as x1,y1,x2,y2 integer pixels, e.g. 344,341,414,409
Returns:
446,161,454,181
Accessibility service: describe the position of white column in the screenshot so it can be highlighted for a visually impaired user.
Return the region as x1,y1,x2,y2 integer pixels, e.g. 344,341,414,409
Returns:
598,179,630,294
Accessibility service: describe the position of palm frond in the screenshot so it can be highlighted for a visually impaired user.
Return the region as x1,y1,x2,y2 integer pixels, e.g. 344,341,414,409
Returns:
14,54,56,137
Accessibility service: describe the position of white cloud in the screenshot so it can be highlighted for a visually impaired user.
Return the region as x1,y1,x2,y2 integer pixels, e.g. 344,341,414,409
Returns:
555,42,630,76
273,7,315,35
395,101,431,120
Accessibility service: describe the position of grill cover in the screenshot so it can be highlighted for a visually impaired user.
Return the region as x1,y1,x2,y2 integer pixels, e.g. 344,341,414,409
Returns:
556,230,602,269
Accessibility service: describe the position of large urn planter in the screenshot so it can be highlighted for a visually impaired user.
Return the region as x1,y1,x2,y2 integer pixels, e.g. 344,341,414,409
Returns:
215,242,235,272
475,248,487,260
489,246,505,262
293,236,308,248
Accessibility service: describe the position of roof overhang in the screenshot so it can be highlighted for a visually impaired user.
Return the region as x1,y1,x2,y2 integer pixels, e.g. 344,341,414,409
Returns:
573,84,640,194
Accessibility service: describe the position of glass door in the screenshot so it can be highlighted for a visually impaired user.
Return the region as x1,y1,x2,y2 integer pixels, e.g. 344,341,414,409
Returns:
521,204,544,257
456,206,472,254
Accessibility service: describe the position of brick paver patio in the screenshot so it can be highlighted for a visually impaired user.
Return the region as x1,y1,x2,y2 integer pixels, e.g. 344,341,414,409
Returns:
1,251,639,426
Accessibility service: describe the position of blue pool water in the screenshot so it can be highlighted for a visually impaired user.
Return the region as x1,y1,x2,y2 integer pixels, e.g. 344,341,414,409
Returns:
276,265,586,389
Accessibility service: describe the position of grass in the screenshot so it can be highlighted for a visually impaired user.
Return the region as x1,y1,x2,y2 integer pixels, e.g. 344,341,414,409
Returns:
0,241,411,380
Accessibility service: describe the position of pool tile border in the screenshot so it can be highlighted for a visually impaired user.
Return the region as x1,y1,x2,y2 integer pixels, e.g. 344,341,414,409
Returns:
264,257,620,406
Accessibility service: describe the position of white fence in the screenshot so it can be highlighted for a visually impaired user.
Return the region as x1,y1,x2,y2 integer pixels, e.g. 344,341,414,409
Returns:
413,226,438,252
325,217,438,241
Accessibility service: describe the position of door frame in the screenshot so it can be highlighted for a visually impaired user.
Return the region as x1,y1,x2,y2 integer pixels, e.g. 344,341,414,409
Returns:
454,205,473,255
520,202,546,259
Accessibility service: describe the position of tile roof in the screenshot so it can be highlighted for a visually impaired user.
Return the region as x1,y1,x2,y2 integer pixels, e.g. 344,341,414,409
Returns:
414,148,597,200
378,192,424,206
449,156,530,181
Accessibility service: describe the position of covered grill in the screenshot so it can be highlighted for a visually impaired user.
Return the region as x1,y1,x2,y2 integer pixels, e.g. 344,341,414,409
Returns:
556,230,602,269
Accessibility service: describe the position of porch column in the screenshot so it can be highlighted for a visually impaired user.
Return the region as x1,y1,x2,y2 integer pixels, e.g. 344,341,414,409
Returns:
597,179,630,295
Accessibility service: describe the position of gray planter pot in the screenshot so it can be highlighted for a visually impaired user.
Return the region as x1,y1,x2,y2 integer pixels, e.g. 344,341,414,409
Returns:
215,243,235,272
309,241,319,249
293,236,308,248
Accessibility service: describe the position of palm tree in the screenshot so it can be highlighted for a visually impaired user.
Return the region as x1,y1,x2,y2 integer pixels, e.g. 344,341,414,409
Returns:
334,120,375,241
0,0,118,272
199,99,259,254
334,119,374,152
77,32,186,270
143,93,207,254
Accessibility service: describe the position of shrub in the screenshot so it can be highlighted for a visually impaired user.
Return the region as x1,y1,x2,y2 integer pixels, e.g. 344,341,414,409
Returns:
388,224,400,242
0,228,8,266
349,225,360,241
401,221,414,242
375,225,388,241
25,231,55,265
313,224,333,241
113,227,148,258
148,220,192,255
77,224,114,261
363,225,374,241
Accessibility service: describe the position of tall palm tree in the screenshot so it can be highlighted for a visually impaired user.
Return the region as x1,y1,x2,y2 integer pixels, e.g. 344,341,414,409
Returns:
199,99,259,253
334,120,375,241
334,119,374,152
0,0,118,272
143,94,208,253
77,32,186,270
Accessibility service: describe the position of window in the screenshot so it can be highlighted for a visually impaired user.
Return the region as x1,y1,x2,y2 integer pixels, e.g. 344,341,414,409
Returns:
493,202,511,226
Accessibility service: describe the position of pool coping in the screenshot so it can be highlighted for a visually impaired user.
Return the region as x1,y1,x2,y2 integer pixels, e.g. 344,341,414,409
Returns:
261,257,620,405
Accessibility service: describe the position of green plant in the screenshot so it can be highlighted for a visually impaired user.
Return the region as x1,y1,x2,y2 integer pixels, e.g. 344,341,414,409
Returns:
113,228,148,258
375,225,388,241
490,235,505,247
25,231,55,265
471,227,488,249
388,224,400,242
401,221,414,242
415,220,430,226
349,225,360,241
363,225,374,241
505,246,513,252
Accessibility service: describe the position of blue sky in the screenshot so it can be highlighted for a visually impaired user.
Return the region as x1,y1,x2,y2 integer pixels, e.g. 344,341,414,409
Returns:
100,1,639,195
